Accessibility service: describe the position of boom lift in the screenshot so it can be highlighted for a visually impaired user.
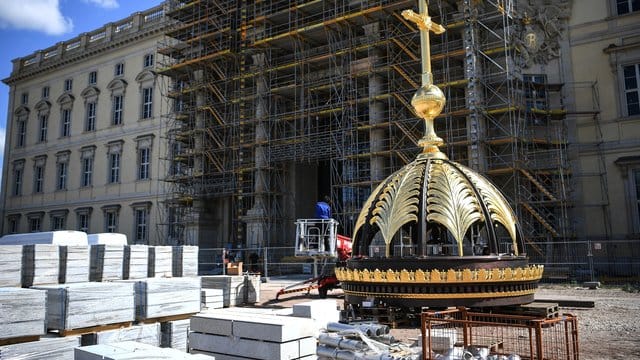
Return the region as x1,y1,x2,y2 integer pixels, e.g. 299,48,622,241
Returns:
275,219,352,300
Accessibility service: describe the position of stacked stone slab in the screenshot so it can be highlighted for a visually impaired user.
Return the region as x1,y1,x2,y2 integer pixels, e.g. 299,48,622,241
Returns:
130,277,201,321
0,335,80,359
123,244,149,280
292,299,341,337
173,245,198,277
59,245,90,283
0,245,22,287
148,246,173,278
33,282,135,332
89,244,125,282
0,288,46,340
201,275,260,307
83,323,161,347
75,341,214,360
160,318,190,352
201,288,224,310
22,244,60,286
189,308,316,359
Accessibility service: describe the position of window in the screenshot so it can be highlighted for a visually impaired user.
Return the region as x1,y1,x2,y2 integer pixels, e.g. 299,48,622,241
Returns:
42,86,49,99
33,156,46,193
624,64,640,116
102,206,120,233
16,118,26,147
21,92,28,105
50,213,67,230
617,0,640,15
112,94,123,125
115,62,125,76
7,216,19,234
56,151,69,191
34,165,44,193
12,160,24,196
80,146,95,187
75,207,92,233
107,141,123,184
29,217,41,232
56,163,67,190
38,114,48,142
85,101,96,131
61,108,72,137
109,153,120,183
138,148,150,180
141,87,153,119
81,158,93,187
135,208,148,243
64,78,73,92
88,71,97,85
143,53,154,68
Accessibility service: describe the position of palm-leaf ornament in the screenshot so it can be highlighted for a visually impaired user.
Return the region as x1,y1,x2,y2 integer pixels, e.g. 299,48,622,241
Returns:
459,165,519,254
370,163,425,257
426,162,483,256
352,179,388,245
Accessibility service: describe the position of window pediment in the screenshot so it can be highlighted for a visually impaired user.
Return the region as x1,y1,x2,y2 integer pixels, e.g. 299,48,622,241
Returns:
108,78,128,92
56,93,75,106
14,105,30,116
135,69,156,83
81,86,101,99
34,100,52,113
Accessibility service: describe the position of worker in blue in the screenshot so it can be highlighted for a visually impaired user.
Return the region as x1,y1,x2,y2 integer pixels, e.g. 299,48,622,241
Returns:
315,195,332,219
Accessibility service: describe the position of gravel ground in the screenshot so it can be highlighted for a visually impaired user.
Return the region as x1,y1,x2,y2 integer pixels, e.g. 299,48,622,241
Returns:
258,278,640,359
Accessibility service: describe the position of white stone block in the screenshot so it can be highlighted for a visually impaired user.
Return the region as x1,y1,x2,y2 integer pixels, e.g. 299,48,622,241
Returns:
1,335,80,359
74,341,214,360
0,287,46,339
189,332,316,359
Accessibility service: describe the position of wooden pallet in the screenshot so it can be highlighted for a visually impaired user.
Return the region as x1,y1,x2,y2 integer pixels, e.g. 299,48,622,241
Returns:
53,322,133,337
137,313,196,324
0,335,40,346
500,302,559,319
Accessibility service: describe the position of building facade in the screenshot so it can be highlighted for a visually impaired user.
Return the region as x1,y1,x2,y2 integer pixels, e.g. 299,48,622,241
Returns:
1,5,170,245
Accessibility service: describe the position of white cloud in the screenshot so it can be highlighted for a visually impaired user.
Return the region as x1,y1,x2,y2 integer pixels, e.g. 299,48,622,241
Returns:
82,0,119,9
0,0,73,35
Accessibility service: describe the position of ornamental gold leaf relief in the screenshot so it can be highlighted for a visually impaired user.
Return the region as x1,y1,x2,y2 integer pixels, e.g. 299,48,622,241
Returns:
426,162,483,256
352,178,388,244
459,165,519,254
370,163,425,257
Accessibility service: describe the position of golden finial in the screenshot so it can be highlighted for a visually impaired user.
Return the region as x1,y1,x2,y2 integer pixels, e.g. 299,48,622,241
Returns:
402,0,447,155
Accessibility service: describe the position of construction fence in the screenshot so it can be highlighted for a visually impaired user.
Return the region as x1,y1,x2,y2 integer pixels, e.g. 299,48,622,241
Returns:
198,238,640,283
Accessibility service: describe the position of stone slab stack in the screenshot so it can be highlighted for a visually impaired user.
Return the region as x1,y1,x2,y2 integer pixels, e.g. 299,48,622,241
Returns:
201,288,224,310
74,341,214,360
0,245,22,287
33,282,135,332
292,299,341,337
173,245,199,277
201,275,260,307
123,244,148,280
160,318,190,352
189,308,316,359
0,288,46,340
148,246,172,278
22,244,59,287
131,277,201,321
85,323,161,347
0,335,80,359
89,244,125,282
59,245,90,283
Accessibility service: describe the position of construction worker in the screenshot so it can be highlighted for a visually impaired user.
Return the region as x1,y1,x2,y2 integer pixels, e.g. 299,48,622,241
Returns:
315,195,332,219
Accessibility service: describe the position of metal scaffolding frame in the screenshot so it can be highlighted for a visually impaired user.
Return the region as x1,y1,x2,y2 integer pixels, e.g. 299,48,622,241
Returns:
157,0,574,260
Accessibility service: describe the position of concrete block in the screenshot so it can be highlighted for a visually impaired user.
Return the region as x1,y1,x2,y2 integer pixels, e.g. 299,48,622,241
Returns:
293,299,340,321
190,309,315,342
189,332,316,359
74,341,214,360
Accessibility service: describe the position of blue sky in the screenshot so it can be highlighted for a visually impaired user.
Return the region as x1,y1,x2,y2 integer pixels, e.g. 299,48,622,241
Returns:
0,0,163,179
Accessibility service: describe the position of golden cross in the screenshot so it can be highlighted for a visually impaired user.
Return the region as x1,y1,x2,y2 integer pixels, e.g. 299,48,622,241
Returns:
402,0,446,86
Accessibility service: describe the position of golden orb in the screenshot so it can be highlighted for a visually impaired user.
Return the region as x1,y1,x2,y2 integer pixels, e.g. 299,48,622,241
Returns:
411,83,446,119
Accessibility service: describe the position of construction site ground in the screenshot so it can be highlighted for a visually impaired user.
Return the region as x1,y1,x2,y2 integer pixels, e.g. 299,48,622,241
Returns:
254,276,640,360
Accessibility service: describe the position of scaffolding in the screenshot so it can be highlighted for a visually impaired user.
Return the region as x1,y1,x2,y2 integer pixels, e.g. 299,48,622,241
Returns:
157,0,574,260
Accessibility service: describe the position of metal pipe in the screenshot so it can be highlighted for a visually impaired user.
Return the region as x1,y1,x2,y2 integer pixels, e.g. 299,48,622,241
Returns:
326,322,390,336
316,344,357,360
319,333,365,351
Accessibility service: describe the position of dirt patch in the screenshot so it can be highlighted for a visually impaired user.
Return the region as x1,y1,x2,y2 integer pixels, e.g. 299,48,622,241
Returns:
257,279,640,359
